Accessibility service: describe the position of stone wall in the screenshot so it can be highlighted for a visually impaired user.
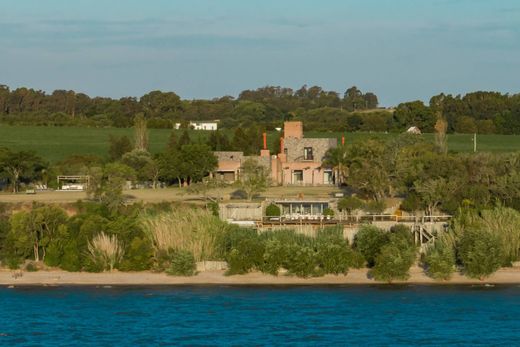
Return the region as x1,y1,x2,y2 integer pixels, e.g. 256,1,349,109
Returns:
284,137,337,163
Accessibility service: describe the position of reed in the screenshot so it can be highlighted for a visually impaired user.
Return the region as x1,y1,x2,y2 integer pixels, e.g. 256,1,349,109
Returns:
141,208,227,262
87,233,124,271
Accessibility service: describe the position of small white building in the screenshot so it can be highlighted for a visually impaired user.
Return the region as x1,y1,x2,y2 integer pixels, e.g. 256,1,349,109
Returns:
174,121,218,131
406,126,421,134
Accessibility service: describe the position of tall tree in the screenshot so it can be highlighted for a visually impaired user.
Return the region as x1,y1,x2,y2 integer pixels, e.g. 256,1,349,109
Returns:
133,114,149,151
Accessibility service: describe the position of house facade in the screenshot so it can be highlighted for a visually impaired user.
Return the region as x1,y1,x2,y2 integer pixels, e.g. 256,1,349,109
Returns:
214,121,337,186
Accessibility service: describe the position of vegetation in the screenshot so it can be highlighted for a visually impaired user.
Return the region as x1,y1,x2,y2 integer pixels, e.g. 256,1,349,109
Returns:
167,250,197,276
423,241,456,280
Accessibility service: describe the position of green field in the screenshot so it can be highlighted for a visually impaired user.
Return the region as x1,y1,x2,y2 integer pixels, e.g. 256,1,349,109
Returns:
0,125,518,162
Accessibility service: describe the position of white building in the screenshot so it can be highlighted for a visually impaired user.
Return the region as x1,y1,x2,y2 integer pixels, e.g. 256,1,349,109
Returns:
174,121,218,131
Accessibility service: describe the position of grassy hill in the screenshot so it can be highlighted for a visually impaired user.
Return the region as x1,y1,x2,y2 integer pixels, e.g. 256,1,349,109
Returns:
0,125,518,162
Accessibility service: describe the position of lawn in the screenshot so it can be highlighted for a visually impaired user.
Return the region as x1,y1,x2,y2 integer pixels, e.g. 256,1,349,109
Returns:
0,125,518,162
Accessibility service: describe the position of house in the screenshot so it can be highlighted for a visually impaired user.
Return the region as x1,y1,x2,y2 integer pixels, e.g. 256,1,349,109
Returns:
214,121,337,186
174,121,218,131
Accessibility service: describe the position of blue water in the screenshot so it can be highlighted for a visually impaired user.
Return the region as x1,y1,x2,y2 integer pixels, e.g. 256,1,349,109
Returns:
0,285,519,346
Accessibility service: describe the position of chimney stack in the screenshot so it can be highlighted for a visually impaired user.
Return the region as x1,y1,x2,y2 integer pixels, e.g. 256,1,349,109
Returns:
263,132,267,150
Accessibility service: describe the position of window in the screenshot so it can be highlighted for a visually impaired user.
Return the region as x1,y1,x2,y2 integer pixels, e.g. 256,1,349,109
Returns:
293,170,303,184
323,170,333,184
304,147,314,160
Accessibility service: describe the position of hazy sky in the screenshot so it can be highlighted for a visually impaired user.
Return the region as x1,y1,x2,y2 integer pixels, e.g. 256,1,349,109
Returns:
1,0,519,106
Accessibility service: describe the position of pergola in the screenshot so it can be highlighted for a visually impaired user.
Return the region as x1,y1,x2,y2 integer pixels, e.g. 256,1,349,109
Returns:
57,175,90,191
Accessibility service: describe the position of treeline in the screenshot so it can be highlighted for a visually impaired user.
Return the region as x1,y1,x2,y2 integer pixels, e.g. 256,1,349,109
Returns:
0,84,378,130
3,84,519,133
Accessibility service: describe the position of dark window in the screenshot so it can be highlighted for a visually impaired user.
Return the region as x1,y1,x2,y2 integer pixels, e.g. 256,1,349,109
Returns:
304,147,313,160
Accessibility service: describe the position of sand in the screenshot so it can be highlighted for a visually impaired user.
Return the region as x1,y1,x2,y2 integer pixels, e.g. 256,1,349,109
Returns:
1,267,519,286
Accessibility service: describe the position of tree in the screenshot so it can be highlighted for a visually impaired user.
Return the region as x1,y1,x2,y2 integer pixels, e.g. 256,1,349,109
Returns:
101,163,136,211
133,114,149,151
337,196,364,215
108,135,133,161
239,158,270,200
8,205,68,262
458,229,503,279
121,150,159,188
454,116,477,134
178,130,191,147
0,149,45,192
179,144,218,185
414,178,458,215
434,115,448,154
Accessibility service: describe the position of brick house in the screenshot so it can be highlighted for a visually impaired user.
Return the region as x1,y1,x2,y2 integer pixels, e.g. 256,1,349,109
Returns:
214,121,337,186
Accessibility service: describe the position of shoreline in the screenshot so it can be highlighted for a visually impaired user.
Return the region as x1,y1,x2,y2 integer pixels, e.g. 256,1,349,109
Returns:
2,267,520,287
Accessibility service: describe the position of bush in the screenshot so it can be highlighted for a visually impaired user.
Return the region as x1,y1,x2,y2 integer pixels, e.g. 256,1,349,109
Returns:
285,244,317,278
119,237,154,271
458,229,503,279
226,236,265,275
323,208,335,217
167,250,197,276
25,262,38,272
371,242,415,282
354,225,388,267
370,229,417,282
261,239,287,275
423,242,455,280
316,228,351,274
265,204,281,217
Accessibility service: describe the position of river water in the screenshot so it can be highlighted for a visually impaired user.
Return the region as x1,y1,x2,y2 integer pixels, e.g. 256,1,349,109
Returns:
0,285,519,346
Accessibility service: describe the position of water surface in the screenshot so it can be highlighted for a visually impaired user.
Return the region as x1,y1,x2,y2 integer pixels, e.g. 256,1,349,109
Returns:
0,285,519,346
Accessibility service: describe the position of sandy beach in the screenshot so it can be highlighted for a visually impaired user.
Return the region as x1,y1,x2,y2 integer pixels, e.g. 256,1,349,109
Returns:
1,267,520,286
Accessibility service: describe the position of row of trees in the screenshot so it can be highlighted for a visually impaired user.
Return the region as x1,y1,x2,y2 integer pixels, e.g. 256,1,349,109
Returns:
0,84,377,130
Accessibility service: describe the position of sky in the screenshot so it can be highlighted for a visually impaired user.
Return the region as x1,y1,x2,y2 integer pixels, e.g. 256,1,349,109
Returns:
1,0,519,106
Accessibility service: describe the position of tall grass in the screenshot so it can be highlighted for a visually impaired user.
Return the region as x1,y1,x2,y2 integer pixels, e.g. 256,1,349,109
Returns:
448,206,520,265
141,208,227,262
87,233,124,271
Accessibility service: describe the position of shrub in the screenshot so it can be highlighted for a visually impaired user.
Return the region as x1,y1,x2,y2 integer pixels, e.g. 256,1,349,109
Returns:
119,237,154,271
261,239,286,275
285,244,317,278
265,204,281,217
87,232,124,271
370,229,417,282
167,250,197,276
354,225,388,267
25,262,38,272
316,227,351,274
226,236,265,275
458,229,503,279
371,243,415,282
423,241,455,280
323,208,335,217
60,242,82,272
